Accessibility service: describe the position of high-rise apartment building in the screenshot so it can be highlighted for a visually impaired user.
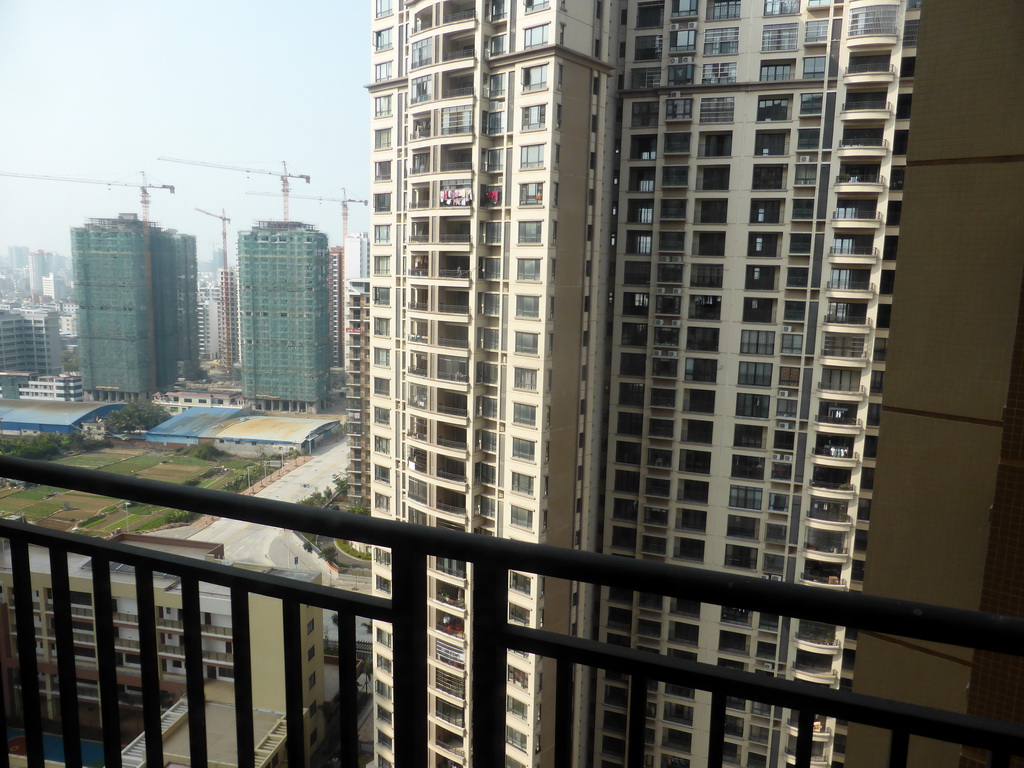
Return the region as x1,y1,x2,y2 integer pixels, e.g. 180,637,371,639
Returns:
346,232,371,279
367,0,919,767
72,214,199,401
0,308,62,376
596,2,917,767
237,221,331,413
368,0,613,765
219,267,240,374
346,279,371,508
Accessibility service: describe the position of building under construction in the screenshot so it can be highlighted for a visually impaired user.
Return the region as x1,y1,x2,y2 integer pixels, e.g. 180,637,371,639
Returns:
72,213,199,401
237,221,330,413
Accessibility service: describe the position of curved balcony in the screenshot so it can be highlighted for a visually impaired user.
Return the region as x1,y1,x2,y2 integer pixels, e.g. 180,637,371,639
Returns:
816,383,867,400
803,541,851,564
793,663,839,684
834,174,886,194
828,245,880,265
798,572,848,589
831,211,884,229
811,446,860,467
806,508,855,532
846,30,900,50
826,280,876,297
839,100,893,121
794,632,842,655
822,314,872,332
844,62,897,85
807,478,858,498
785,717,833,738
835,138,889,159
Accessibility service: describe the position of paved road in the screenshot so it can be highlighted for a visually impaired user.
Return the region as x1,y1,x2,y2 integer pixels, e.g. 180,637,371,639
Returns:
163,437,368,592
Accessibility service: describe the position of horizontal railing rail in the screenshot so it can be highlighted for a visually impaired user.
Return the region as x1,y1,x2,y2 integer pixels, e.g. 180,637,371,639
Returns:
0,455,1024,768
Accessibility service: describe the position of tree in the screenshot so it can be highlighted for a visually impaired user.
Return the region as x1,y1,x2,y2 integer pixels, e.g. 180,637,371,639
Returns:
61,348,79,373
104,402,171,433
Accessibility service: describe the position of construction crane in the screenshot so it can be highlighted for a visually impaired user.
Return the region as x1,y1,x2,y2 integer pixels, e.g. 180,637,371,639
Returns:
247,189,368,370
0,171,174,222
195,207,230,270
159,157,310,221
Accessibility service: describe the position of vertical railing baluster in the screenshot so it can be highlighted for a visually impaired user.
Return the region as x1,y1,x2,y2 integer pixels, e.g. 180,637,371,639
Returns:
554,658,574,767
887,729,909,768
230,589,254,768
471,560,507,768
180,576,207,768
707,689,726,768
282,600,306,768
11,540,43,768
91,555,122,768
134,568,164,768
336,611,359,768
794,709,815,768
48,549,81,768
626,674,647,768
391,546,427,767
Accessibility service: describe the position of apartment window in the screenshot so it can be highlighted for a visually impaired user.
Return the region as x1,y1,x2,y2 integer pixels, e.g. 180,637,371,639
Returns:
704,27,739,55
517,223,542,246
522,64,548,92
762,23,798,51
667,63,694,85
729,485,763,511
374,436,391,456
514,295,540,319
513,403,537,426
750,200,782,224
373,348,391,367
695,232,726,256
662,166,689,188
669,28,696,52
736,393,770,418
372,287,391,306
637,2,664,27
520,144,545,169
519,183,545,209
373,377,390,397
672,0,699,15
521,105,546,131
514,332,539,355
755,131,788,155
709,0,740,20
525,0,550,10
699,199,728,224
410,39,432,68
685,358,717,383
764,0,799,15
511,472,535,496
374,61,393,82
760,61,792,81
373,193,392,212
805,19,828,43
740,330,775,355
904,18,920,47
757,97,789,122
738,362,773,387
631,101,660,128
512,438,536,462
665,98,693,121
687,327,719,352
691,264,724,288
634,34,664,61
689,294,722,320
800,92,823,114
700,97,735,123
794,164,817,185
702,62,737,84
849,5,900,37
524,24,549,48
734,424,766,450
375,0,392,16
374,128,392,150
374,465,391,485
374,95,392,117
802,55,826,79
752,165,785,190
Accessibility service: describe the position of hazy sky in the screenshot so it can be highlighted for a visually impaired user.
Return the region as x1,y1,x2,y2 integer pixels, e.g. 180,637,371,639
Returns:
0,1,371,266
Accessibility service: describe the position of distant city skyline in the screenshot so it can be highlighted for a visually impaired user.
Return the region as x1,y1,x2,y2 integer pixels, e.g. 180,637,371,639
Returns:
0,1,371,257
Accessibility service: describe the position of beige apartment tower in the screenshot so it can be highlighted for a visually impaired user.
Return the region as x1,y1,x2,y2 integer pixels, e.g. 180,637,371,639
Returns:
368,0,614,766
368,0,921,767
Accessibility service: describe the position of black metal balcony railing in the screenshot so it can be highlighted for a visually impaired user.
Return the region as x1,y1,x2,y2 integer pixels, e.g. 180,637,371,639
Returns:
1,456,1024,768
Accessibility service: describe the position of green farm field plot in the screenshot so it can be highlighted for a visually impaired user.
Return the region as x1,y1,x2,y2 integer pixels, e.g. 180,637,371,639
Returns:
0,447,256,534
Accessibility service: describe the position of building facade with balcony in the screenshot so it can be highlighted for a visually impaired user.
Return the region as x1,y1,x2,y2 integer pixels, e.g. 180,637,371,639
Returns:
0,534,324,766
598,1,917,767
367,0,919,767
368,0,614,765
347,279,371,508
